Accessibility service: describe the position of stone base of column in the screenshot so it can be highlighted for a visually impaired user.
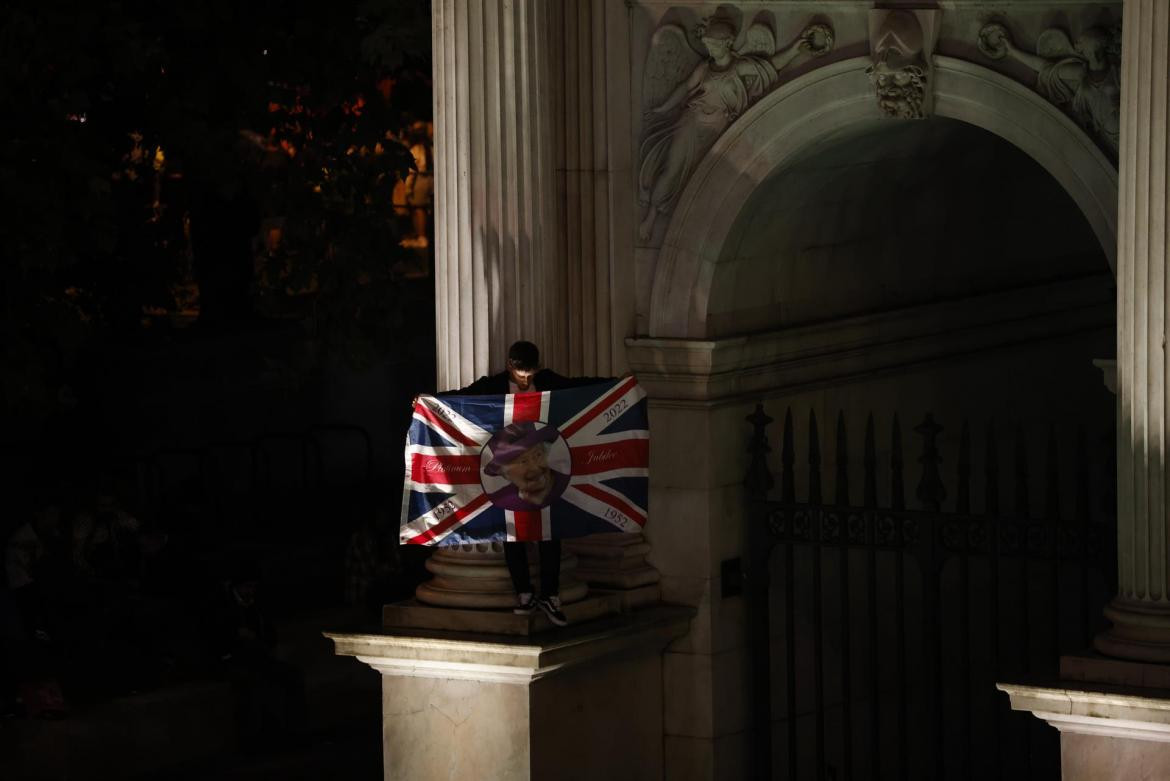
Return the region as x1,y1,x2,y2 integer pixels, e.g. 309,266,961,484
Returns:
388,541,618,636
384,596,622,636
415,541,588,608
1094,597,1170,663
563,533,661,611
327,607,694,781
998,652,1170,780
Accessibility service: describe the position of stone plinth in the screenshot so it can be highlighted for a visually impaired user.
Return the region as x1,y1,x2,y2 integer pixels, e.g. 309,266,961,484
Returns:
327,606,694,781
999,653,1170,779
415,542,588,609
564,532,661,611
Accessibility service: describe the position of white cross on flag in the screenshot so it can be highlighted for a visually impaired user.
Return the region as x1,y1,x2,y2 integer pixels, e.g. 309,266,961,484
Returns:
400,377,649,546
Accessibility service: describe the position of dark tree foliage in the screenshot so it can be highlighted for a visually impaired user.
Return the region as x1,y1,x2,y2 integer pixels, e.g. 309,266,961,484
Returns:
0,1,431,416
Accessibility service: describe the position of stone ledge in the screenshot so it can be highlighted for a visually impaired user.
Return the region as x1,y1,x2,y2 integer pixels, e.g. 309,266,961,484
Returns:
1061,651,1170,690
628,273,1112,404
383,593,620,636
326,604,695,685
594,583,662,611
997,679,1170,743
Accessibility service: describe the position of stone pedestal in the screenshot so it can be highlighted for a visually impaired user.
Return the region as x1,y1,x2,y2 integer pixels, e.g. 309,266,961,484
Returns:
327,606,693,781
999,653,1170,779
391,541,616,636
564,532,661,611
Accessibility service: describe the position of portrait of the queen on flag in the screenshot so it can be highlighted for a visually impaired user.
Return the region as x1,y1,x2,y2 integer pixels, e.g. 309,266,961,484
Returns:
400,377,649,546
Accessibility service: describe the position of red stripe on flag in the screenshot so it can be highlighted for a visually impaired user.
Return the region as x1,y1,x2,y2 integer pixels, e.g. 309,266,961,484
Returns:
575,483,647,527
416,404,478,447
406,494,491,545
570,439,649,475
512,392,543,423
512,510,543,541
560,377,637,439
411,454,482,485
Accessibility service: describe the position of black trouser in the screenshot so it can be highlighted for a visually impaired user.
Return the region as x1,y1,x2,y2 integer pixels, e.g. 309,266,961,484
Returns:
503,540,561,597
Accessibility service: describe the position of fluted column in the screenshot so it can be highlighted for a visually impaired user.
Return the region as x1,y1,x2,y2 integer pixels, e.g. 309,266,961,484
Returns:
1096,0,1170,662
433,0,563,388
555,0,634,377
433,0,632,388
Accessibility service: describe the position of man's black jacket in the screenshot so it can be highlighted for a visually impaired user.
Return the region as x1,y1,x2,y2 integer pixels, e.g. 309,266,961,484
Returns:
439,369,610,396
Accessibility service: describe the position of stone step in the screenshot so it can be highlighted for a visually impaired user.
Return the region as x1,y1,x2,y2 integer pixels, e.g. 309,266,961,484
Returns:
575,564,661,589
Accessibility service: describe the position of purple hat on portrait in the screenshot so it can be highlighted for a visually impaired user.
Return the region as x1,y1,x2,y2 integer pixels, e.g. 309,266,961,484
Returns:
483,422,559,476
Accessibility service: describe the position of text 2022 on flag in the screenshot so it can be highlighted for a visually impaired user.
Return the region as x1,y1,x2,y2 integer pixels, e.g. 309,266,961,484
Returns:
400,377,649,546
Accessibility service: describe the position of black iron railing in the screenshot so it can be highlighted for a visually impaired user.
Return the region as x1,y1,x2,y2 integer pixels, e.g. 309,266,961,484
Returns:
744,405,1115,780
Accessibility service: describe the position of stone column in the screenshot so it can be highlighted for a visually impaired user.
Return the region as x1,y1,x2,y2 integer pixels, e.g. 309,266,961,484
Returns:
432,0,563,389
432,0,632,388
554,0,635,376
1096,0,1170,662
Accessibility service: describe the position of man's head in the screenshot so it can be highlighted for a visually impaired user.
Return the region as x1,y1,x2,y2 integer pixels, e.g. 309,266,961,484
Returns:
507,340,540,391
484,423,559,506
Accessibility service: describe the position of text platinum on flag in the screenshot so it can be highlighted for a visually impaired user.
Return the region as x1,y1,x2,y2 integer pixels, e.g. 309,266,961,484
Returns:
400,377,649,546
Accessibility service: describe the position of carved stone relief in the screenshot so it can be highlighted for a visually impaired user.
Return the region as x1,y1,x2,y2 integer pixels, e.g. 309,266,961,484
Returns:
637,13,834,241
978,21,1120,157
867,9,940,120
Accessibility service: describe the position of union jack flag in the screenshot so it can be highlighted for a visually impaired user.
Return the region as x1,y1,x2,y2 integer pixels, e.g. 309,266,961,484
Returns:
400,377,649,545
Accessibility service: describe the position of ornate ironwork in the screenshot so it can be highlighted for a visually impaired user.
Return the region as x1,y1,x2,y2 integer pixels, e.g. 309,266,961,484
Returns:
743,404,1116,781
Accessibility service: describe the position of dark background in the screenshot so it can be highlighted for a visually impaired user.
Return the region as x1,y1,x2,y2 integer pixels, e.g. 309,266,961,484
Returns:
1,3,436,778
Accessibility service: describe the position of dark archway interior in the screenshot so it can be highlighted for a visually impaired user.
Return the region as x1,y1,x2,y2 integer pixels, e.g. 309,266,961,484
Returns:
731,118,1119,781
709,116,1109,336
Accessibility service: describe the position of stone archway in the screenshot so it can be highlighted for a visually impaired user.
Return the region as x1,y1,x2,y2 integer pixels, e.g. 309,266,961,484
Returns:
647,56,1119,338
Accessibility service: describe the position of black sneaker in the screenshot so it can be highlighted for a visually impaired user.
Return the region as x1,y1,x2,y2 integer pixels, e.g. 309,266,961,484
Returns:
513,591,537,616
537,595,568,627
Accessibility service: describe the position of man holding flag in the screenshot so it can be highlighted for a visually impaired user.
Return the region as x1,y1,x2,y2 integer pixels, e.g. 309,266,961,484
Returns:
404,341,648,628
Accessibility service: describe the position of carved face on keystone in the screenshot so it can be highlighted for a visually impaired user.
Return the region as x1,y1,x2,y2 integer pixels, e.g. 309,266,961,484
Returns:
867,10,928,119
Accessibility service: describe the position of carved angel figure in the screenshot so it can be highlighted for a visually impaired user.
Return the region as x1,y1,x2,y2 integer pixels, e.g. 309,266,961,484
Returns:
979,22,1120,156
638,17,833,241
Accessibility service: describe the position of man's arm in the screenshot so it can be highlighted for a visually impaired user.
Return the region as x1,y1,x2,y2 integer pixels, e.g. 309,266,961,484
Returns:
538,370,618,391
434,373,505,397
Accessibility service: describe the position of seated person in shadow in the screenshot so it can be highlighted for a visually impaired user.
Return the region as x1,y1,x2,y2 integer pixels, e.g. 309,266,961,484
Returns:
211,558,305,749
